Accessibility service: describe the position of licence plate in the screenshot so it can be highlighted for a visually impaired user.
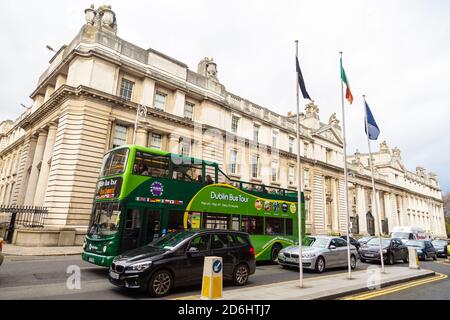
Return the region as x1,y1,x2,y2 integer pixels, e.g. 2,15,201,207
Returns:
110,271,120,280
365,253,374,257
286,257,298,263
88,257,95,263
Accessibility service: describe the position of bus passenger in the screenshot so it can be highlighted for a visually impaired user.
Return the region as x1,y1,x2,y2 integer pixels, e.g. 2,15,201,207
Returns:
206,175,214,185
197,175,203,183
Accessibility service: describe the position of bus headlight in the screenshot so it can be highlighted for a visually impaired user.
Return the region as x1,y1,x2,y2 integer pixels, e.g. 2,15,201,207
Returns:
82,241,86,250
125,261,152,273
102,245,107,253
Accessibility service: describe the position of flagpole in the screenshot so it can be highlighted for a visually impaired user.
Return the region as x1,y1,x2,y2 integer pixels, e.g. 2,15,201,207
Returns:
363,95,385,273
295,40,304,288
339,52,352,280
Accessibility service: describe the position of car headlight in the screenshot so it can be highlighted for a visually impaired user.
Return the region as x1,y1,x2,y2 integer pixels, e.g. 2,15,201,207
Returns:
382,249,387,254
278,252,285,257
416,249,423,253
125,261,152,273
302,253,316,259
82,241,86,250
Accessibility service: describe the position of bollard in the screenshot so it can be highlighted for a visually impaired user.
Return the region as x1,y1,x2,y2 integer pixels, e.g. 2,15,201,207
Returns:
200,256,223,300
408,247,420,269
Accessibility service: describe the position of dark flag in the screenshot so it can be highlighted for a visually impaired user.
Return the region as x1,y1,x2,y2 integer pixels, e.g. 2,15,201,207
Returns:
365,101,380,140
296,56,312,100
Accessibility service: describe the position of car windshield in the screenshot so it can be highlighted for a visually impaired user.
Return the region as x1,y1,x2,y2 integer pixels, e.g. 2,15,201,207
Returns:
407,240,425,248
391,232,410,239
304,237,329,248
88,203,121,237
366,238,391,247
358,237,372,242
148,231,195,250
432,240,447,246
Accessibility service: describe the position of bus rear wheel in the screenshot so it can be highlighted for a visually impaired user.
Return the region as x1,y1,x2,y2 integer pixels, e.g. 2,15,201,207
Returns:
270,244,282,263
148,269,173,297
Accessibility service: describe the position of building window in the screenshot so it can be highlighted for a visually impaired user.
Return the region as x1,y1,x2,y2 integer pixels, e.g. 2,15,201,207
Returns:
184,102,194,120
304,142,309,157
289,137,294,153
229,150,238,174
304,169,310,189
326,148,333,163
271,160,278,182
253,124,260,143
150,133,162,150
231,116,239,134
179,138,191,157
119,79,134,101
154,91,167,111
112,124,128,148
288,165,295,185
251,155,259,179
305,198,311,222
272,131,278,148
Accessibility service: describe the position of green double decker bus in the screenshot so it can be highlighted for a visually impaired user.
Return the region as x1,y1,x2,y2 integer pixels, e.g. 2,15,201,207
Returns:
82,145,305,267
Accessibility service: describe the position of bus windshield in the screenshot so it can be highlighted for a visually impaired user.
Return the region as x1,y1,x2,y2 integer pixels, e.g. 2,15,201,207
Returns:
88,203,121,237
101,148,129,177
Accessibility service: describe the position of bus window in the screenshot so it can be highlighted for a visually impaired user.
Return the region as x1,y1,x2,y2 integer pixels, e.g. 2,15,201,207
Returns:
286,219,293,235
133,151,169,178
167,211,185,233
101,148,129,177
265,217,285,235
231,216,240,231
241,216,264,235
172,162,203,182
203,213,229,230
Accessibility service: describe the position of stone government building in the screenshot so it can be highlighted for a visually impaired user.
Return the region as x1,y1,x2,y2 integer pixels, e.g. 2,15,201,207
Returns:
0,5,446,246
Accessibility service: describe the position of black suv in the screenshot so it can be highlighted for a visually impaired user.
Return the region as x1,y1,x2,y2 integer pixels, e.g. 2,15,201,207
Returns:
109,230,256,297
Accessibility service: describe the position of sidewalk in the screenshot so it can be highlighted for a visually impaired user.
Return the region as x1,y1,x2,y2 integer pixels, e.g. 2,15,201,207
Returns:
2,243,83,257
180,266,435,300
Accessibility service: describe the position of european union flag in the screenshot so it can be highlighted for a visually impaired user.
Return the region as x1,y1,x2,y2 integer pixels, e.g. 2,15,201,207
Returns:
296,56,312,100
365,101,380,140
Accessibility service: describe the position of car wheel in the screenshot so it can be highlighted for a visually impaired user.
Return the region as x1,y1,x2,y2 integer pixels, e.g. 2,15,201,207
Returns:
233,263,250,286
433,253,437,261
270,244,282,263
350,255,357,270
148,269,173,297
315,256,326,273
403,255,409,263
387,253,395,265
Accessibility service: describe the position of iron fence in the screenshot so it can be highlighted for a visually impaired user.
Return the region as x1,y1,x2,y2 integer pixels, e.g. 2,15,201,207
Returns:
0,205,48,243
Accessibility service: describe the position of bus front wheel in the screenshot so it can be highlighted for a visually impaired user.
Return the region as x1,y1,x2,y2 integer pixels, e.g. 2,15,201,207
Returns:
148,269,173,297
270,244,282,263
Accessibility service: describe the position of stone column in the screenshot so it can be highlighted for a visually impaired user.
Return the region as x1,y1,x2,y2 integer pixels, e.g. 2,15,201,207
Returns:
173,90,186,117
24,130,48,206
134,127,148,147
331,178,339,233
356,186,368,235
141,78,156,107
15,136,38,205
44,85,55,102
34,123,58,207
168,134,180,154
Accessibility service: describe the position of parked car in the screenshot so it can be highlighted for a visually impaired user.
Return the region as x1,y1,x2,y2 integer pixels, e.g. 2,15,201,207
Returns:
357,236,376,246
406,240,437,261
359,238,409,264
277,236,358,273
109,230,256,297
431,240,448,258
0,238,3,266
390,226,427,244
341,235,360,251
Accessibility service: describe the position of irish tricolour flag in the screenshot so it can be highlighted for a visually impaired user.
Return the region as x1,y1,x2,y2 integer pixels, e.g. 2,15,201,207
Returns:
340,57,354,104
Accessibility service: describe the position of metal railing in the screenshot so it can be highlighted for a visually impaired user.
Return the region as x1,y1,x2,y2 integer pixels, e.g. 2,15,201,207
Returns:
0,205,48,243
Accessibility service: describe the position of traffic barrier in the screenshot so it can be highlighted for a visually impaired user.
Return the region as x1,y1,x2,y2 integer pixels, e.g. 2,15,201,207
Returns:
200,256,223,300
408,247,420,269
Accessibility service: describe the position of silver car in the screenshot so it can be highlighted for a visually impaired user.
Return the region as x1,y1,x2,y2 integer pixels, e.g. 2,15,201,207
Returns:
278,236,358,273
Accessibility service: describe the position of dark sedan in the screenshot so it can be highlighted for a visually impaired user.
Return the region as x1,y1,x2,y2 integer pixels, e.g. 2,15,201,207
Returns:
109,230,256,297
340,236,360,251
406,240,437,261
357,236,376,246
359,238,409,265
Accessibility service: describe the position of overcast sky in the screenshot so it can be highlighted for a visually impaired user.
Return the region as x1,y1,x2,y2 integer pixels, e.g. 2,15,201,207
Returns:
1,0,449,192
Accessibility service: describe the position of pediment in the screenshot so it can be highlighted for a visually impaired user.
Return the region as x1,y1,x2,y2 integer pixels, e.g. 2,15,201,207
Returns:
314,125,343,145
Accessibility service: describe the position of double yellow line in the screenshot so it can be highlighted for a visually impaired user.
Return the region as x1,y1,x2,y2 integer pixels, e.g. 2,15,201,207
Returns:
340,272,448,300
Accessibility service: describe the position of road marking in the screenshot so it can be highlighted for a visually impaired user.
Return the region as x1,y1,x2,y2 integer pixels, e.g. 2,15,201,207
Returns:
340,272,448,300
